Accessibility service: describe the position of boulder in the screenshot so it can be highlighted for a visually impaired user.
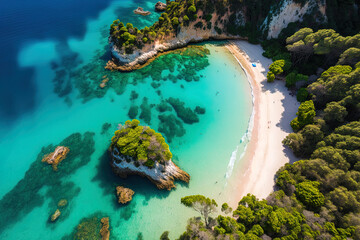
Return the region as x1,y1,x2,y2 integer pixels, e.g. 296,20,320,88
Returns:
116,186,134,204
42,146,70,171
155,1,167,12
134,7,151,16
51,209,61,222
100,217,110,240
57,199,68,208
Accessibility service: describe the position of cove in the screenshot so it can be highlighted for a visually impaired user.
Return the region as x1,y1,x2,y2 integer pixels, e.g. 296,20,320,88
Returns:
0,0,252,239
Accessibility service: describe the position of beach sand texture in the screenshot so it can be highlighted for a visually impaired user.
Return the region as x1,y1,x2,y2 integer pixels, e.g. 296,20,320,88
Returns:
226,40,299,201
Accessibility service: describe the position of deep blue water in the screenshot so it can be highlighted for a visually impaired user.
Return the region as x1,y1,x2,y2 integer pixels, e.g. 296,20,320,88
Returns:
0,0,114,120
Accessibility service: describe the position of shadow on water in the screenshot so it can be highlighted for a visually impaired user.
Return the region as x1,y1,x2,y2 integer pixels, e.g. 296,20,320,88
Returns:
92,151,173,206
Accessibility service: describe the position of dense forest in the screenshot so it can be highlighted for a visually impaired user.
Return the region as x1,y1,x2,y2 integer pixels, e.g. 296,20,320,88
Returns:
148,1,360,240
176,29,360,240
110,0,360,54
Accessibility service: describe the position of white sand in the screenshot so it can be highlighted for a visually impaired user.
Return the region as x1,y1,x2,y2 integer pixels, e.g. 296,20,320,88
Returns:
225,40,299,201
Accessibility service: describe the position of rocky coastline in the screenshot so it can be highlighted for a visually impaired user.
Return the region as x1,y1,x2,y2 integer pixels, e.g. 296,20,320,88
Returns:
107,0,326,72
110,148,190,190
107,24,244,72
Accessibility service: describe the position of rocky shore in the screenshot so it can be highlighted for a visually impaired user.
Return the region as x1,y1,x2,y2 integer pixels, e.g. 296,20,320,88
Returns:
107,11,243,72
110,148,190,190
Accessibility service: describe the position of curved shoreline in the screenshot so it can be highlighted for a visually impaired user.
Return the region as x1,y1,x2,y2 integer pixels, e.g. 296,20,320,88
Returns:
225,40,299,203
107,36,246,72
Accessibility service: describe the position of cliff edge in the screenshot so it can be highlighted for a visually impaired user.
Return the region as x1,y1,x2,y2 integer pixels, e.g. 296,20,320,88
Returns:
107,0,326,71
109,119,190,190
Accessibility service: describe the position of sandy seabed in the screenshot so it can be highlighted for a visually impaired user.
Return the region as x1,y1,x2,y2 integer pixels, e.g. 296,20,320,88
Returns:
226,40,299,203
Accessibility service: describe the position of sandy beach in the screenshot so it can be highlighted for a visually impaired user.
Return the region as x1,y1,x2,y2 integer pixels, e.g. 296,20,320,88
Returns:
226,40,299,202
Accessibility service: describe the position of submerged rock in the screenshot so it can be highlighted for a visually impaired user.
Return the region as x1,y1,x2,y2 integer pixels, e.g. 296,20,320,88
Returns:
155,1,167,12
42,146,70,171
134,7,151,16
51,209,61,222
116,186,134,204
109,119,190,190
57,199,68,207
65,214,108,240
100,217,110,240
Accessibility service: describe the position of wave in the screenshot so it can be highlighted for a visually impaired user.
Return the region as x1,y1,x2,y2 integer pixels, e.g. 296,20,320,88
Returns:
224,44,256,184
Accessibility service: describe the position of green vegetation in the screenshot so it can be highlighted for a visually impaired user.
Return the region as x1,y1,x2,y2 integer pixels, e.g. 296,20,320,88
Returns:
178,27,360,239
290,100,316,131
110,119,172,167
181,195,218,227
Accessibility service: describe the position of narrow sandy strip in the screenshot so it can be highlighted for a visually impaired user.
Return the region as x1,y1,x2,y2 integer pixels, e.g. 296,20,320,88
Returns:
225,40,299,202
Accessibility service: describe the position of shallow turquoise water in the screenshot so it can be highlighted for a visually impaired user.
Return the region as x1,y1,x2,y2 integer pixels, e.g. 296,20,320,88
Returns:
0,0,252,239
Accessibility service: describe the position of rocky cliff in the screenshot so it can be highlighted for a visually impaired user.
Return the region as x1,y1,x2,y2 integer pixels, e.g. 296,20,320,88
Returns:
263,0,326,39
110,148,190,190
107,10,241,71
108,0,329,70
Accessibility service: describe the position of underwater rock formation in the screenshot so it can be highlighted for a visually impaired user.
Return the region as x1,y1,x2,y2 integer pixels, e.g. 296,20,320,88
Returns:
42,146,70,171
155,1,166,12
63,214,109,240
134,7,151,16
100,217,110,240
0,132,95,234
158,114,186,143
167,97,199,124
57,199,68,207
99,76,109,89
109,119,190,190
51,209,61,222
116,186,134,204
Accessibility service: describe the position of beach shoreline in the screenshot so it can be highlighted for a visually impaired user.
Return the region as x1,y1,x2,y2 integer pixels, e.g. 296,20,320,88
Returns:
225,40,299,203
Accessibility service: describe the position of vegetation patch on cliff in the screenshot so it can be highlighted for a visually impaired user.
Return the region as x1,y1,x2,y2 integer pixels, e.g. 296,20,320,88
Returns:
110,119,172,167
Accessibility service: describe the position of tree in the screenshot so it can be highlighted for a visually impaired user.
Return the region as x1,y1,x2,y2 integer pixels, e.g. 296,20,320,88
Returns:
290,100,316,131
160,231,170,240
297,88,309,102
171,17,179,26
181,195,218,227
296,181,325,210
337,47,360,66
324,101,348,125
221,203,232,214
269,60,285,75
267,71,275,82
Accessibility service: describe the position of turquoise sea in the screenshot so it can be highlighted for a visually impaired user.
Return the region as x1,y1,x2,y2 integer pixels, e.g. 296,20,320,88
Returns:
0,0,252,239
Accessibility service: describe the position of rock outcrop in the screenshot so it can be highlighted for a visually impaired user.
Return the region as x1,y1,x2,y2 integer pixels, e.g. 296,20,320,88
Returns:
108,12,242,71
134,7,151,16
116,186,134,204
263,0,326,39
108,0,328,70
155,1,166,12
100,217,110,240
110,149,190,190
51,209,61,222
58,199,68,207
42,146,70,171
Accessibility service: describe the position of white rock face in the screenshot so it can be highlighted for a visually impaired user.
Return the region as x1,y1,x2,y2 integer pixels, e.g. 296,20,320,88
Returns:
110,148,190,190
110,11,242,67
264,0,326,39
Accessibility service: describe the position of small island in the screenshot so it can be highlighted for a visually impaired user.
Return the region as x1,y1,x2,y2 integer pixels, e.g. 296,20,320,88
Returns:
109,119,190,190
